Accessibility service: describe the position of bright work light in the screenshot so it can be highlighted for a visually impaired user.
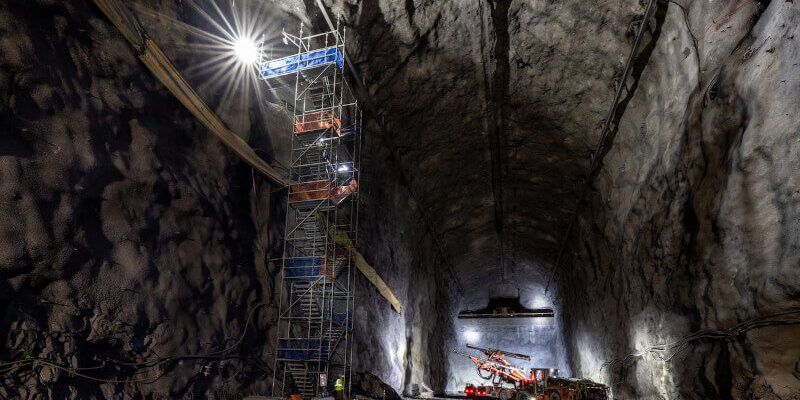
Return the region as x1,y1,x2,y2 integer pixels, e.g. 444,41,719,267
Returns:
233,37,259,64
464,330,481,342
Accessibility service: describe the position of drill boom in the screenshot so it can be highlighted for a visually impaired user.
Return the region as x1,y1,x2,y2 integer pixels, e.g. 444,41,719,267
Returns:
466,344,531,361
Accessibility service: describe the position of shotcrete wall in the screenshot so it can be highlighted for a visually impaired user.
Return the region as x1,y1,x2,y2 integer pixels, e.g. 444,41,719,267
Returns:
560,2,800,399
446,284,571,394
355,125,458,396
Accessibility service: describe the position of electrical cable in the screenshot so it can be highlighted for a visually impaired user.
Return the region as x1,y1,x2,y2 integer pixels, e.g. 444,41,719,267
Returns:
103,301,273,377
599,308,800,377
0,303,273,385
544,0,658,294
477,367,494,381
0,359,163,384
0,359,105,372
0,360,34,373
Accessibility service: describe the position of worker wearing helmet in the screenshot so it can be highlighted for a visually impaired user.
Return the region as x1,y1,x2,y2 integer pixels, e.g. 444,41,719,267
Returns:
334,377,344,400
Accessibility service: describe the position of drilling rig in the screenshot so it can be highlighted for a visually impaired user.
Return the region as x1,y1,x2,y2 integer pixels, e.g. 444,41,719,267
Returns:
454,345,608,400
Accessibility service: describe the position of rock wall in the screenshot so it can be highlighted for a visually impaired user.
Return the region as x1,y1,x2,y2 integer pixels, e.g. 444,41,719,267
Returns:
0,1,451,398
561,1,800,399
354,122,458,396
0,1,287,398
4,0,800,398
447,287,571,393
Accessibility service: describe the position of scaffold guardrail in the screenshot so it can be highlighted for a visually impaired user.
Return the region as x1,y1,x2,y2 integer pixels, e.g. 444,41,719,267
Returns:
260,18,361,399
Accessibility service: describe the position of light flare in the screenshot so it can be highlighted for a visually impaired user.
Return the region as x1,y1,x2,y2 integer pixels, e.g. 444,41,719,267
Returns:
233,37,259,64
130,0,295,138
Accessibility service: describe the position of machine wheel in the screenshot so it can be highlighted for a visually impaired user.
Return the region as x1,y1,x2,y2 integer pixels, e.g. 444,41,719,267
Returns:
498,389,509,400
548,392,561,400
514,389,532,400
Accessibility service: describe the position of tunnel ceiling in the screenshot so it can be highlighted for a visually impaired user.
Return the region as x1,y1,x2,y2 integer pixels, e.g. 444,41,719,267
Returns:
315,0,645,291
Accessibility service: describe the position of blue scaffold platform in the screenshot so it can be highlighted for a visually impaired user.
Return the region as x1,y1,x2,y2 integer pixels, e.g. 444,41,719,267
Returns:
260,47,343,79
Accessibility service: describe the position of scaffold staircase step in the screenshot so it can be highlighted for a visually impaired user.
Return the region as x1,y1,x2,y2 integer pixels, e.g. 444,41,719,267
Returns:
285,362,315,397
268,23,360,399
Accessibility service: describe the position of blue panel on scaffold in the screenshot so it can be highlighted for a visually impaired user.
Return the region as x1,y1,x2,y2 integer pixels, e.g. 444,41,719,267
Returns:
285,257,323,267
284,257,324,279
340,123,360,135
278,339,322,361
261,47,343,79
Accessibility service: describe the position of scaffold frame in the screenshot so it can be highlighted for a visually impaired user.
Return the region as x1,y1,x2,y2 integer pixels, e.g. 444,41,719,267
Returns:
260,18,361,399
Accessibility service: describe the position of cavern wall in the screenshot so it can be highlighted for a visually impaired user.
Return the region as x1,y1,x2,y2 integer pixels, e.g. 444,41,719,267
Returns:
0,0,447,398
447,287,572,394
561,2,800,399
354,120,459,396
0,1,285,398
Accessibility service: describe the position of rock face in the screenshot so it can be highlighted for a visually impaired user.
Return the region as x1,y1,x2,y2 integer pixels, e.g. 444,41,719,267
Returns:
2,0,800,399
0,1,286,398
560,1,800,399
324,0,800,398
324,0,644,389
337,0,639,289
0,1,450,398
353,133,458,395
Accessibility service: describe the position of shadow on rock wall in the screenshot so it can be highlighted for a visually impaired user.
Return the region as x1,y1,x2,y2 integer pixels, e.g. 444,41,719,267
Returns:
0,1,285,398
562,2,800,399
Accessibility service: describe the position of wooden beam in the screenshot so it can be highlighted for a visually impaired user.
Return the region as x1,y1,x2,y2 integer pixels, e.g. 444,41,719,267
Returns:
92,0,290,187
319,212,403,314
92,0,402,313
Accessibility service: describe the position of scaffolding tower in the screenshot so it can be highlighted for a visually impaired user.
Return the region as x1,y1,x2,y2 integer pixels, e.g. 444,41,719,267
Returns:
260,20,361,398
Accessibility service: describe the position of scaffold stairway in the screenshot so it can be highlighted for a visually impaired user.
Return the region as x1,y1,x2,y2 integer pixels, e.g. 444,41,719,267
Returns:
285,362,314,396
261,19,362,399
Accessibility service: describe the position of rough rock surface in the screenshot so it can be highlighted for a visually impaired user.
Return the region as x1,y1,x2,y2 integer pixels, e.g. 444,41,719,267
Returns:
353,129,457,395
313,0,648,388
320,0,651,393
2,0,800,399
0,1,289,398
335,0,643,290
0,0,449,398
560,1,800,399
323,0,800,398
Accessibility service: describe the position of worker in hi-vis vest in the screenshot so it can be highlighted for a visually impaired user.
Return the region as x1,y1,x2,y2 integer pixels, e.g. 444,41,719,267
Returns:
334,377,344,400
